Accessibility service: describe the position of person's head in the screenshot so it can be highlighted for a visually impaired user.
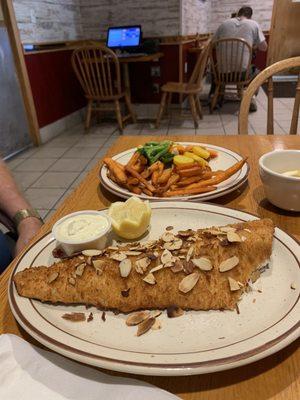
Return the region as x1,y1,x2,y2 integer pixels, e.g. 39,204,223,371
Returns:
237,6,253,19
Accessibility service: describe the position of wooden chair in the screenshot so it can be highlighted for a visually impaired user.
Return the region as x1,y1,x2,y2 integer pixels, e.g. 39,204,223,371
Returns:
71,45,136,133
210,38,252,113
239,56,300,135
156,39,211,129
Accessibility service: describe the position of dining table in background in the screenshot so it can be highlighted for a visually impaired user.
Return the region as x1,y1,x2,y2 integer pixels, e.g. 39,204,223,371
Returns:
0,135,299,400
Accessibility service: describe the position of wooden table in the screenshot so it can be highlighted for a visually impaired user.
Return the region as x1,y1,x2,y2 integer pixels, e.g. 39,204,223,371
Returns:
1,135,299,400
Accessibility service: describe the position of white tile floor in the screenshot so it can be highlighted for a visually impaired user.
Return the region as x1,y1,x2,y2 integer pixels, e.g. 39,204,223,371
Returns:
5,88,298,221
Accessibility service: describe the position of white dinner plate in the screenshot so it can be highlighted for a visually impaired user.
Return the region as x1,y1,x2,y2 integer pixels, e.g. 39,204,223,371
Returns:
9,202,300,376
99,142,249,201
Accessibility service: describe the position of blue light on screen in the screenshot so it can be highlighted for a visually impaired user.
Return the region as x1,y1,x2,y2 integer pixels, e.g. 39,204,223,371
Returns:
107,27,141,48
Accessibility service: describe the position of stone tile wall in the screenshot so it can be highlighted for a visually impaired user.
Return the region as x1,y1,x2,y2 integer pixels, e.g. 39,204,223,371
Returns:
80,0,180,39
210,0,274,32
12,0,273,43
13,0,82,42
181,0,211,35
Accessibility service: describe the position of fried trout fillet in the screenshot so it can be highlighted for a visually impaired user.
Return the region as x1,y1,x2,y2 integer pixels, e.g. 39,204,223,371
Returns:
13,219,274,312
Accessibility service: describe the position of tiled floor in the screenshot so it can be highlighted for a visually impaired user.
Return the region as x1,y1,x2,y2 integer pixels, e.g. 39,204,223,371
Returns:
5,88,298,221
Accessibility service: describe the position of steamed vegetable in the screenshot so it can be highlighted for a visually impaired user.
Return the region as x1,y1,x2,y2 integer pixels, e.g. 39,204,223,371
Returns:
137,141,173,165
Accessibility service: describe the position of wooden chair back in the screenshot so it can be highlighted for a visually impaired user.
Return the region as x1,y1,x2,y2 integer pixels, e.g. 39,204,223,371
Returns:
188,39,211,88
239,56,300,135
210,38,252,85
72,45,122,100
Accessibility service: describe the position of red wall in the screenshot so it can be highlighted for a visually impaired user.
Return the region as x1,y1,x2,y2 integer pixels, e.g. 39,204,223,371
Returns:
25,50,86,128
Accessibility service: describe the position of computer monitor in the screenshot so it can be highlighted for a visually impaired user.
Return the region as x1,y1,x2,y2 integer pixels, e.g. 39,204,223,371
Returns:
106,25,142,49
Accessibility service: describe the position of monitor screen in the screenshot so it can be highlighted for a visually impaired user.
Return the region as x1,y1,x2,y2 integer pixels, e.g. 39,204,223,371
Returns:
106,26,142,49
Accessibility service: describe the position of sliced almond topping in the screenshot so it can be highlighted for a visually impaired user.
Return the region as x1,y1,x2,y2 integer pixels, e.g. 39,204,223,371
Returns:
123,250,142,256
220,226,236,233
85,256,92,265
179,271,200,293
203,229,226,236
161,249,174,264
227,231,242,243
186,245,194,262
241,236,247,241
171,259,184,273
164,261,175,268
126,311,150,326
119,258,132,277
48,272,59,283
62,312,85,322
135,257,151,274
244,228,251,233
163,239,183,251
68,277,76,285
161,232,176,242
75,263,85,277
192,257,213,271
183,260,194,274
136,317,155,336
219,256,239,272
228,277,242,291
151,310,162,318
167,305,184,318
151,319,162,330
107,246,119,251
177,229,195,237
143,273,156,285
149,264,164,273
92,259,103,268
82,249,102,257
110,252,127,261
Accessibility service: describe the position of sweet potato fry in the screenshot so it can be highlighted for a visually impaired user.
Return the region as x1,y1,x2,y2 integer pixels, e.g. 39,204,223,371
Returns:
128,185,142,195
142,188,153,197
103,158,127,185
175,162,195,170
207,149,218,158
126,152,140,168
127,177,139,186
178,166,204,178
156,173,180,195
148,161,160,173
157,168,172,184
141,169,151,179
125,165,155,192
176,175,204,187
187,159,247,188
165,186,216,197
152,170,160,186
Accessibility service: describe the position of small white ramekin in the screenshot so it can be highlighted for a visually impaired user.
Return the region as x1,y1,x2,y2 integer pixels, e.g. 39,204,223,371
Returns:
52,210,111,255
259,150,300,212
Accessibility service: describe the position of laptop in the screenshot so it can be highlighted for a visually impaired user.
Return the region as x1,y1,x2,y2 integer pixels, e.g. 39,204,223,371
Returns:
106,25,146,56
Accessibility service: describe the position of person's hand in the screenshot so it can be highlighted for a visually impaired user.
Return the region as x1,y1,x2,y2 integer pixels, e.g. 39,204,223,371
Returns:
15,217,43,256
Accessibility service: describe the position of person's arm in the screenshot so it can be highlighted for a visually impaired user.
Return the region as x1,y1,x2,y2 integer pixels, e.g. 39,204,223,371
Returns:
255,23,268,52
0,160,43,255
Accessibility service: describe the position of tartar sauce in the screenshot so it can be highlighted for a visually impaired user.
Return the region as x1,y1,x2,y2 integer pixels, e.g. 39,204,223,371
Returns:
56,214,109,242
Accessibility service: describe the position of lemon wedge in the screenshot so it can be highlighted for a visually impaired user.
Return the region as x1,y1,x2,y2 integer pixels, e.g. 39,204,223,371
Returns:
108,197,151,239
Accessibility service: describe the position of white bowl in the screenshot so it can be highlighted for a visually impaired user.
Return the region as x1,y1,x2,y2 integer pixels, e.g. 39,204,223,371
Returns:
259,150,300,211
52,210,111,255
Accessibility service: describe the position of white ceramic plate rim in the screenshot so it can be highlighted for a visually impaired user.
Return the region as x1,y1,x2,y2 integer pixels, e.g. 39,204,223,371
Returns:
99,142,250,201
9,202,300,376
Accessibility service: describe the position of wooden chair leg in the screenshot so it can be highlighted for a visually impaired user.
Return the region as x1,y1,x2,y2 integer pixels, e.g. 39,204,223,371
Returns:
85,100,93,132
166,93,173,115
156,91,167,129
124,93,137,123
195,95,203,120
114,100,123,133
210,84,220,113
189,94,199,129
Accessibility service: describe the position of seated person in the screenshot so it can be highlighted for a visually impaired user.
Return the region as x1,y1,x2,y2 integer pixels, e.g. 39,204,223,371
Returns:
0,159,43,273
212,6,268,110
